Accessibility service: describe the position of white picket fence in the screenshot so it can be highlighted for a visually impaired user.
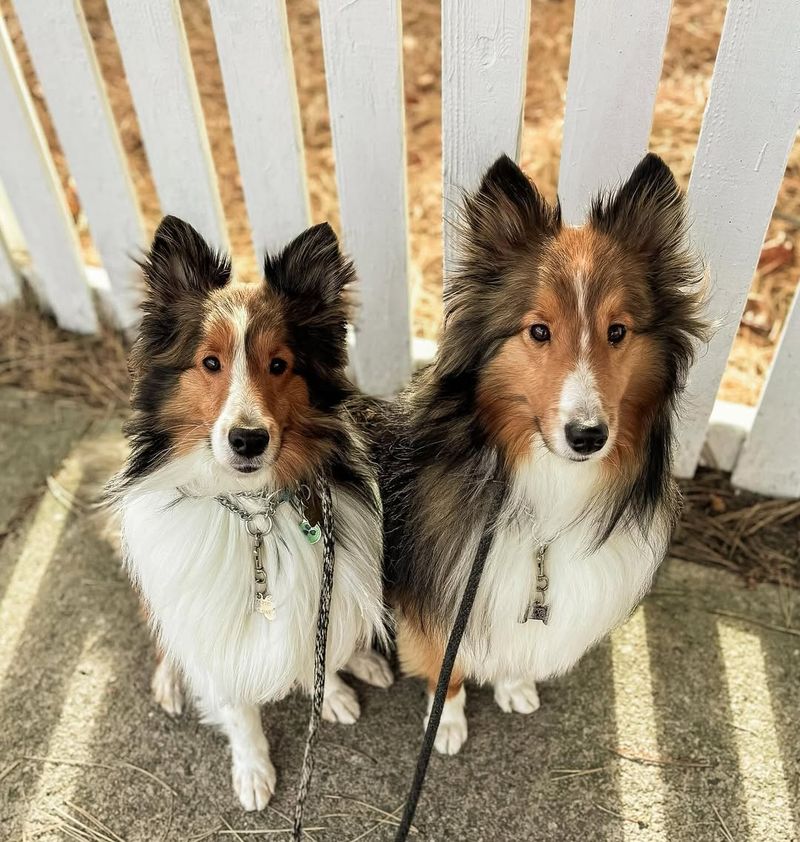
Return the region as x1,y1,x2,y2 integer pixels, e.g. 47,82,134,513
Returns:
0,0,798,497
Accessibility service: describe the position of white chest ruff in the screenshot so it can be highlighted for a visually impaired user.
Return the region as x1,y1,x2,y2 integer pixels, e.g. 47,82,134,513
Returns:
457,451,670,684
121,487,384,708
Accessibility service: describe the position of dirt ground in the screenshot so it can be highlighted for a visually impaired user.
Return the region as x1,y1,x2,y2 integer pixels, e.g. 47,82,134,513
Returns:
1,0,798,406
0,388,798,841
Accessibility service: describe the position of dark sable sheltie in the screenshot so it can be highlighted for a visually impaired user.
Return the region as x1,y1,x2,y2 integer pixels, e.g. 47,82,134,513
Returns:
378,153,708,754
111,217,390,810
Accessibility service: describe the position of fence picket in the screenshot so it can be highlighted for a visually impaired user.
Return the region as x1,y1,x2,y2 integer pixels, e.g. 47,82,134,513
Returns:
0,230,19,305
106,0,227,249
0,17,96,332
208,0,309,260
732,286,800,496
558,0,672,224
14,0,145,330
674,0,800,478
441,0,530,273
318,0,411,395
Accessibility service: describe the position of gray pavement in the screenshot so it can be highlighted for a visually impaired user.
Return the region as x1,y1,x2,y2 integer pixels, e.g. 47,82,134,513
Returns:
0,389,797,842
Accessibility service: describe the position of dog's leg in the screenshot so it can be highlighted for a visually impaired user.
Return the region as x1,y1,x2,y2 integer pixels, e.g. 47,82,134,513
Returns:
151,652,184,716
493,676,540,714
426,682,468,755
342,648,394,688
395,616,469,754
321,672,361,724
212,703,276,811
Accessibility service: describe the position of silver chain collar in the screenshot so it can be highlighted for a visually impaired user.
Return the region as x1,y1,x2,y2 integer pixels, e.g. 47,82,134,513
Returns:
214,484,320,620
517,501,564,625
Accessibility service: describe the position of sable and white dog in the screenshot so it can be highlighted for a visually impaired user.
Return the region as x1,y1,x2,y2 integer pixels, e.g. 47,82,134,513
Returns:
111,217,391,809
377,153,708,754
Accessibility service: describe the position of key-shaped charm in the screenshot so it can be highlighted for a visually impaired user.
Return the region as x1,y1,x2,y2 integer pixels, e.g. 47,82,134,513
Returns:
299,518,322,545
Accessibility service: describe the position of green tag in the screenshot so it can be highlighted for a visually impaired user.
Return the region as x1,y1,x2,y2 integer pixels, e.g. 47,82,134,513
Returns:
300,518,321,545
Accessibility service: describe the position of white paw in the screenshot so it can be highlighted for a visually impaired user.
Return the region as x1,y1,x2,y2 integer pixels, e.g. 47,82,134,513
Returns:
427,686,468,755
494,678,540,714
344,649,395,688
232,754,276,812
428,713,468,755
151,659,184,716
322,679,361,725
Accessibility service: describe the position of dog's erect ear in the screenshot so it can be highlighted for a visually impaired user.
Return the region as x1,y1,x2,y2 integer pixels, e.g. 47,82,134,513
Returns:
589,153,686,258
142,215,231,299
264,222,355,303
460,154,560,259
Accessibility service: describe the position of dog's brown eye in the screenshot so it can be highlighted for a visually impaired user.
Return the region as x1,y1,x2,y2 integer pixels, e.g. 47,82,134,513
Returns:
530,324,551,342
608,324,627,345
269,358,288,376
202,356,221,372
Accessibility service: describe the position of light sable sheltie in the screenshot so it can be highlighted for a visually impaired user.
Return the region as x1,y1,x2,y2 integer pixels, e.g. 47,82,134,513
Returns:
377,153,708,754
111,217,390,810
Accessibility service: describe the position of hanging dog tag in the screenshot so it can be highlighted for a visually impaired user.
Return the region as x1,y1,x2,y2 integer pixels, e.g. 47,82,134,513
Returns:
255,592,276,620
299,518,322,545
520,602,550,624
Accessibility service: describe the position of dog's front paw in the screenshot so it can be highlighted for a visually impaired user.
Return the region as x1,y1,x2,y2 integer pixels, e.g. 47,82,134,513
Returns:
344,649,394,688
151,658,184,716
427,686,468,755
322,677,361,725
232,754,276,812
493,678,540,714
431,716,468,755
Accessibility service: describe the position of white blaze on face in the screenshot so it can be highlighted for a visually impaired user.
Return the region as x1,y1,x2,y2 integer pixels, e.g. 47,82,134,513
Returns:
559,357,602,428
552,271,607,458
210,306,268,468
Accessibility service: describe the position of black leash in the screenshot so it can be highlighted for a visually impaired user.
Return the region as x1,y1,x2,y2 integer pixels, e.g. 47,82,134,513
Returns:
292,475,336,840
394,483,505,841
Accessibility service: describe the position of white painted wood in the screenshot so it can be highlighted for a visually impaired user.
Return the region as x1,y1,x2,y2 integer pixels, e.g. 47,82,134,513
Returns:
558,0,672,224
674,0,800,478
700,400,756,473
106,0,227,249
0,17,96,332
14,0,145,330
441,0,530,273
732,286,800,496
208,0,309,259
318,0,411,395
0,229,20,305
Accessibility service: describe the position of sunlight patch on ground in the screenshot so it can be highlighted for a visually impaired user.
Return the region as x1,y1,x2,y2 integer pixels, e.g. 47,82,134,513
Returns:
718,620,793,840
24,627,114,834
611,606,666,839
0,459,84,689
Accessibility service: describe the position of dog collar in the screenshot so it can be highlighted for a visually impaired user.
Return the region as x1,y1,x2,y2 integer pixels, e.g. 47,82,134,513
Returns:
203,484,322,619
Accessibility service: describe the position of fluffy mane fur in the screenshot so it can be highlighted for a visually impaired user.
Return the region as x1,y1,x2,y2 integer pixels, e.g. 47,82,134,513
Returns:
378,153,709,629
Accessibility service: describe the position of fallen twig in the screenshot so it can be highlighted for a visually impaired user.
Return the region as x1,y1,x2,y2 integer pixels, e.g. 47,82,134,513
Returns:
592,802,646,827
22,756,177,796
707,609,800,638
609,748,711,769
712,805,735,842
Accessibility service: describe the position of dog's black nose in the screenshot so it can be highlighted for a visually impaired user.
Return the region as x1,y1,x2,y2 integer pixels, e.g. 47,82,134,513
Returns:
565,421,608,455
228,427,270,458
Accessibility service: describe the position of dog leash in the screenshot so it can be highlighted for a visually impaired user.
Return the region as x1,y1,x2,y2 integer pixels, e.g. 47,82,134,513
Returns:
394,481,506,841
292,473,336,840
211,477,335,840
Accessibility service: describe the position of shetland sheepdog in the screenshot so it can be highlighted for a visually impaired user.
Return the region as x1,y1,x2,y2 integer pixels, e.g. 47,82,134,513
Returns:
110,217,390,809
378,153,708,754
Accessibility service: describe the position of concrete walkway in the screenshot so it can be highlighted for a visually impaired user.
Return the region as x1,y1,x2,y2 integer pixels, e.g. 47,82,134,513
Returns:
0,389,797,842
